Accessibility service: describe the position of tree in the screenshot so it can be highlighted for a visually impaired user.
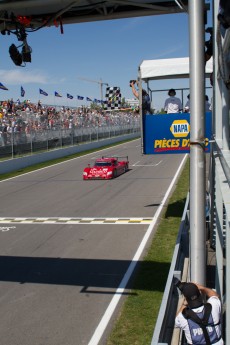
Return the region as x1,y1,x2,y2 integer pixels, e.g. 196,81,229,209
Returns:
158,108,166,114
90,102,101,111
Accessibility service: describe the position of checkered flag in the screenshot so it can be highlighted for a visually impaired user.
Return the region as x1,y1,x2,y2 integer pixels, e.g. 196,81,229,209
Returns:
104,86,121,110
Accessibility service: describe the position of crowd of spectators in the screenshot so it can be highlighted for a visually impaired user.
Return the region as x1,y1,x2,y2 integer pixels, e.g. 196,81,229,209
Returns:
0,98,140,146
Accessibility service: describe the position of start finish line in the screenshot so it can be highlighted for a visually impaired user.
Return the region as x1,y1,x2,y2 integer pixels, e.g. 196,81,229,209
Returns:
142,112,212,154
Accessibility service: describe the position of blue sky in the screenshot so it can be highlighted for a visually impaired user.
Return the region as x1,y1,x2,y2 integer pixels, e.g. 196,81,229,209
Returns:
0,3,212,111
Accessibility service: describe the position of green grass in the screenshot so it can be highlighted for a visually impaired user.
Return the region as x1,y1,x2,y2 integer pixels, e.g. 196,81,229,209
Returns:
107,158,189,345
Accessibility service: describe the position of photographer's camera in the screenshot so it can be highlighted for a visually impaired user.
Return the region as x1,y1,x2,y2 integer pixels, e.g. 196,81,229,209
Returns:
130,80,136,87
174,277,186,292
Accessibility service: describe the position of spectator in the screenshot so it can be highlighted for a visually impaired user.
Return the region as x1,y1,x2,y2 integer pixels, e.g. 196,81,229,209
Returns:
0,97,141,147
175,282,223,345
205,95,211,112
184,94,190,113
0,123,7,146
184,94,211,113
164,88,182,113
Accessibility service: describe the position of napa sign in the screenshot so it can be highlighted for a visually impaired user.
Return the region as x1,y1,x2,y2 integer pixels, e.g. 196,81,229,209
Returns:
143,112,212,154
170,119,190,137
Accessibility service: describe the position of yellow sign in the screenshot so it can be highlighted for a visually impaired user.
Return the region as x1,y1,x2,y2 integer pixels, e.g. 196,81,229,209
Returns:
170,119,190,138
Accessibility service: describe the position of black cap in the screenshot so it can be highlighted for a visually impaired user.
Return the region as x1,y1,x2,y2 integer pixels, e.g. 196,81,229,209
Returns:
182,283,203,309
168,88,176,96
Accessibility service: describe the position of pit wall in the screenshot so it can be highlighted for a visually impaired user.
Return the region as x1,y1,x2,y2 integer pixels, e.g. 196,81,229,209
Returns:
0,133,139,174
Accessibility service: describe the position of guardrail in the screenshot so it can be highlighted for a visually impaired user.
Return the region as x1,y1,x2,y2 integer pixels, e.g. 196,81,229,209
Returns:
211,142,229,344
151,141,229,344
151,194,190,345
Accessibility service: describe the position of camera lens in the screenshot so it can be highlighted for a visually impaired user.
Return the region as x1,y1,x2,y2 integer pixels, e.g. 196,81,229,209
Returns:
174,277,186,292
130,80,136,87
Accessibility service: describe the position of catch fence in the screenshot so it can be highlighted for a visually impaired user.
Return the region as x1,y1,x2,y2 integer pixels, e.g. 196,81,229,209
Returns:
0,122,140,159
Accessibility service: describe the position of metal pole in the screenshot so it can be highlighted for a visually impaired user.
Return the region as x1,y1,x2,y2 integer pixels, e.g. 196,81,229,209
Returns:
182,89,184,110
11,131,14,159
30,131,33,154
189,0,206,284
100,79,103,101
222,83,230,150
138,68,144,153
213,0,222,146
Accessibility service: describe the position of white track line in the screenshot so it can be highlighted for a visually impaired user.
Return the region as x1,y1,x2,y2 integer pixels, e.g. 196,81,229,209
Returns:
132,160,162,167
0,138,139,182
87,154,188,345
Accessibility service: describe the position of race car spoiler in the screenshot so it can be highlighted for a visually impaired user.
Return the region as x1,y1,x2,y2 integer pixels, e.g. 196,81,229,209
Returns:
101,156,129,160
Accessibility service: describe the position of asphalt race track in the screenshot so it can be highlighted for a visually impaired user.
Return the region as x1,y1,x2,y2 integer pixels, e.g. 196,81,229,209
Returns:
0,139,186,345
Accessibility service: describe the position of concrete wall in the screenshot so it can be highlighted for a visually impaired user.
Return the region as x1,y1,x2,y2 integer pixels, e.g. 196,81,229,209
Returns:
0,133,139,174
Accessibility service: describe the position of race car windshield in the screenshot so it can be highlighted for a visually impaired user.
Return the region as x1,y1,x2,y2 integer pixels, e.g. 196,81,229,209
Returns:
94,162,112,167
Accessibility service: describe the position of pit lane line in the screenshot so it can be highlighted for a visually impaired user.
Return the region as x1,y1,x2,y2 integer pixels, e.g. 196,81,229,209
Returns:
132,160,162,167
0,217,152,225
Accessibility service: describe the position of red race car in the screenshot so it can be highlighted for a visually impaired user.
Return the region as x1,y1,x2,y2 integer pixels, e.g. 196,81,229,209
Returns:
83,156,129,180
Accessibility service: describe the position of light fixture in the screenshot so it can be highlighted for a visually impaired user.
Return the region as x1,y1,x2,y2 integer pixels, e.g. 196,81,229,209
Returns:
9,43,23,66
9,38,32,66
22,41,32,62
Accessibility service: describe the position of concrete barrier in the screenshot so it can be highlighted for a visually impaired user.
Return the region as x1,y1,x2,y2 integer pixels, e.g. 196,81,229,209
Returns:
0,133,139,174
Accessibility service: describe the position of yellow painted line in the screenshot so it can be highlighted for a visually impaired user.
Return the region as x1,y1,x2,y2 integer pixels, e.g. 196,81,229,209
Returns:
0,217,153,225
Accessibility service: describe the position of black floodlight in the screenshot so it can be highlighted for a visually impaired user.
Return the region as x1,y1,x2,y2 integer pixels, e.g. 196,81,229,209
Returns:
9,43,23,66
22,42,32,62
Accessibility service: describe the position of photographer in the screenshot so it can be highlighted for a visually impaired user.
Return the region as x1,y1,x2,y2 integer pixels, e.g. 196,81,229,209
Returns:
175,281,224,345
184,94,190,113
130,80,151,115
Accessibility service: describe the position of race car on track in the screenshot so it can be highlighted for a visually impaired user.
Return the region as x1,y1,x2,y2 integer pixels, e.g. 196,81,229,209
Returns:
83,156,129,180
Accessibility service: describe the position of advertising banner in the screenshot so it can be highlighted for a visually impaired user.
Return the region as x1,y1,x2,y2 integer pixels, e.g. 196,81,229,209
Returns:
143,112,212,154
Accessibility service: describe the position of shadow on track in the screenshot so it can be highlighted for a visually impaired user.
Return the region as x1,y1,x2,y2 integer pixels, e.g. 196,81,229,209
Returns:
0,256,170,293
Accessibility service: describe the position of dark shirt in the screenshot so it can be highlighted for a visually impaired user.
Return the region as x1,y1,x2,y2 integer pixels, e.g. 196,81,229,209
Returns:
142,94,151,114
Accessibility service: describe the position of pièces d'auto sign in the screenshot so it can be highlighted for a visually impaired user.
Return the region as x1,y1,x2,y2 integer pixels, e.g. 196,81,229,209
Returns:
143,112,212,154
